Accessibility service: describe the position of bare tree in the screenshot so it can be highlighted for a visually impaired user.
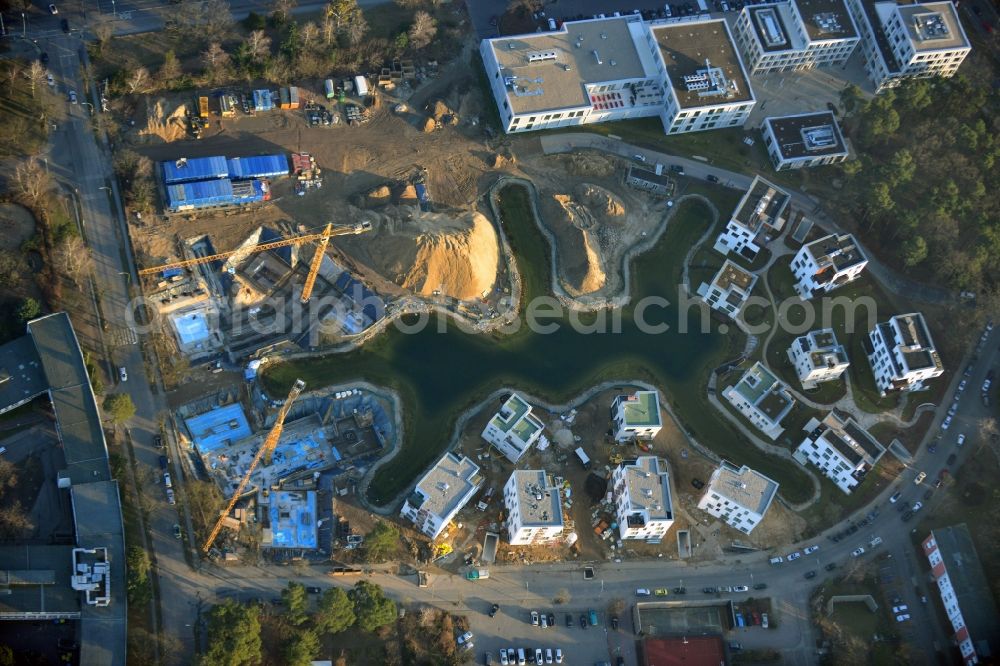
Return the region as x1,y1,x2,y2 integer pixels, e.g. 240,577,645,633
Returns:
54,235,93,286
124,66,153,94
13,158,51,210
394,0,422,7
321,14,335,45
346,12,369,46
245,30,272,62
24,60,46,98
94,22,114,55
158,50,182,88
201,42,231,79
0,501,32,538
5,62,22,96
272,0,296,22
198,0,235,42
300,21,321,50
408,11,437,50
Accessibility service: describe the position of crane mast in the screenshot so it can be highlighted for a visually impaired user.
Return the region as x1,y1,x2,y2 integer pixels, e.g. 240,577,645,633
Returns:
200,379,306,554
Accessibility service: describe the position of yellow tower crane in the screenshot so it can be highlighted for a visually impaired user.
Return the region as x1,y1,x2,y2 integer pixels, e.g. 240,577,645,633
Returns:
201,379,306,555
139,223,369,302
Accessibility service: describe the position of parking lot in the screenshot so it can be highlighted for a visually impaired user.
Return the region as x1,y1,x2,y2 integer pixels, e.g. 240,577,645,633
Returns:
473,607,616,665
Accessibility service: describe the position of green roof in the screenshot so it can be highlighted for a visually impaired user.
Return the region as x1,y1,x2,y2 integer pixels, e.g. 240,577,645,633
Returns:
621,391,662,428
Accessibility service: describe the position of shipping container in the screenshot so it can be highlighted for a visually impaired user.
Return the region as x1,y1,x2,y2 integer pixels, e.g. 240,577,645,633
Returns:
253,89,274,111
219,94,236,117
279,87,291,109
198,96,209,118
166,178,235,212
226,154,289,180
354,75,369,97
161,156,229,184
324,79,335,99
414,183,429,203
288,86,300,109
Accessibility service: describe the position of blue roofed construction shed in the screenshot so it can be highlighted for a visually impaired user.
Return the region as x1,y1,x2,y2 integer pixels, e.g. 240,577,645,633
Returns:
227,155,289,180
161,156,229,184
184,403,252,454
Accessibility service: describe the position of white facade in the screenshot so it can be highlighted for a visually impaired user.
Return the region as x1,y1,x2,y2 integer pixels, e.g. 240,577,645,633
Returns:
697,461,778,534
400,452,482,540
724,362,795,440
793,411,885,493
846,0,970,92
791,233,867,298
734,0,859,75
611,390,663,442
788,328,849,389
481,393,545,463
762,112,851,171
713,175,790,260
480,16,755,137
503,470,564,545
611,456,674,541
697,260,759,319
866,313,943,395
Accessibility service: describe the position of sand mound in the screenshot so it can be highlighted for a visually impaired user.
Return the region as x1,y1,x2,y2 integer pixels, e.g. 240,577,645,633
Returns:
368,210,499,301
139,98,188,142
560,153,615,178
575,184,625,219
577,230,606,294
553,194,596,230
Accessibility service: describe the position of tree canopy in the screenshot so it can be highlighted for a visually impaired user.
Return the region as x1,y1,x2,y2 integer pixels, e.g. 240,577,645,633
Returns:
315,587,356,634
350,580,397,632
198,601,262,666
362,521,399,562
282,581,309,626
103,393,136,424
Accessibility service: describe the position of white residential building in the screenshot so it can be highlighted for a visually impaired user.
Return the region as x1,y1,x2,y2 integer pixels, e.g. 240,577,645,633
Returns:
866,312,943,395
762,112,850,171
922,525,1000,665
400,452,482,540
794,411,885,493
481,393,545,463
697,461,779,534
611,390,663,442
791,232,868,298
503,469,565,545
734,0,859,74
480,16,755,136
788,328,849,389
697,260,759,319
713,175,790,260
723,362,795,440
846,0,970,92
611,456,674,541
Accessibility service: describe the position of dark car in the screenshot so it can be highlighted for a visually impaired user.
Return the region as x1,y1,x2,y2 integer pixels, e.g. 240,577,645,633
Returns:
896,500,910,513
753,583,767,590
670,164,685,175
702,586,716,594
804,570,817,579
40,52,49,65
673,587,687,594
706,174,720,183
691,478,704,489
489,603,499,618
547,613,555,627
154,435,163,448
159,455,168,470
902,510,914,522
611,616,619,630
928,443,938,453
825,562,837,571
947,453,957,465
565,613,573,627
306,586,322,594
580,614,588,629
60,18,69,32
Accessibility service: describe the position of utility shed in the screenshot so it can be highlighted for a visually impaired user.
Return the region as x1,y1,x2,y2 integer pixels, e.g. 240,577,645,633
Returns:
161,156,228,184
226,155,290,180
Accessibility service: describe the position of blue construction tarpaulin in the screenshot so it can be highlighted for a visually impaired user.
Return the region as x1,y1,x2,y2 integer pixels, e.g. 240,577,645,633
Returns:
161,156,228,184
253,89,274,111
227,154,289,180
166,179,234,211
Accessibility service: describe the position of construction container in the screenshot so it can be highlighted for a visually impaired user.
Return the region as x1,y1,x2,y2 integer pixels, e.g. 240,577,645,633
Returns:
165,179,235,212
354,75,369,97
324,79,335,99
226,154,289,180
219,94,236,117
198,96,209,118
288,86,300,109
230,179,267,203
161,156,229,185
279,87,291,109
253,89,274,111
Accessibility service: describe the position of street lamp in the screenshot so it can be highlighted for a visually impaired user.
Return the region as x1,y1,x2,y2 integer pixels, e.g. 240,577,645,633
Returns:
81,101,95,115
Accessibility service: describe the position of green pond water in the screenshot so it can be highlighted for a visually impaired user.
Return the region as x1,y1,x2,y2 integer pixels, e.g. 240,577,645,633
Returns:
263,185,812,505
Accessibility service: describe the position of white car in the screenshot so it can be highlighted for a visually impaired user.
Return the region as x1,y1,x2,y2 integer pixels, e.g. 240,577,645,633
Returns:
48,3,58,14
530,611,539,626
983,379,992,393
163,472,172,488
119,366,128,382
534,649,543,664
732,585,749,592
804,545,820,555
941,415,952,431
958,379,968,393
896,614,911,622
456,631,473,645
787,551,802,561
915,472,927,485
957,433,966,447
761,613,769,629
540,613,548,629
47,73,54,87
912,501,923,512
947,401,959,417
545,648,553,664
165,487,175,505
500,650,509,665
889,491,902,503
892,605,909,613
636,588,652,596
852,547,865,557
555,648,563,664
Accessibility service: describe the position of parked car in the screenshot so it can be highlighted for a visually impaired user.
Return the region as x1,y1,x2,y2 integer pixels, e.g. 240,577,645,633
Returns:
489,604,499,618
610,616,619,631
902,510,914,522
163,473,172,488
46,73,54,87
457,631,473,645
947,453,957,465
60,18,69,32
565,613,573,627
636,588,652,596
732,585,749,592
540,613,548,629
753,583,767,590
119,366,127,382
555,649,563,664
923,488,934,500
912,501,923,512
891,605,909,613
761,613,769,629
530,611,539,626
825,563,837,571
890,490,902,504
957,433,966,447
500,649,509,665
896,614,911,622
958,379,968,393
702,587,717,593
941,415,953,431
48,4,58,14
691,478,705,489
653,588,668,596
40,52,49,65
804,570,817,579
306,586,322,594
580,614,588,629
547,613,554,627
914,472,927,484
588,609,599,626
173,524,181,539
787,551,802,561
673,587,687,594
852,547,865,557
165,488,175,504
769,556,783,564
535,649,543,664
545,648,553,664
804,545,820,555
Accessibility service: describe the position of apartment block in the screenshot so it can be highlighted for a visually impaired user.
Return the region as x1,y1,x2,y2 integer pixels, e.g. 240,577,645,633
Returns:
481,393,546,463
788,328,849,389
611,456,674,541
713,175,790,260
697,461,779,534
922,525,1000,665
503,469,565,545
791,232,867,298
762,111,850,171
611,390,663,442
724,362,795,440
697,260,759,318
734,0,859,74
866,312,943,395
400,452,482,539
794,411,885,493
846,0,970,92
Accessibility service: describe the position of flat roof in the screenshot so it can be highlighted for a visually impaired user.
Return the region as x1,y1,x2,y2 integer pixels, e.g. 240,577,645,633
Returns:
0,335,46,413
804,232,866,271
890,313,941,373
509,470,563,527
487,17,649,115
714,260,756,293
765,112,848,160
628,165,673,186
409,452,481,521
0,545,80,617
709,461,779,515
264,490,318,549
735,362,779,404
929,524,1000,656
622,457,672,522
491,393,543,442
733,175,790,231
652,19,753,109
172,311,211,346
748,4,799,53
642,636,725,666
896,2,968,52
185,403,253,454
796,0,858,41
861,0,904,73
619,391,662,428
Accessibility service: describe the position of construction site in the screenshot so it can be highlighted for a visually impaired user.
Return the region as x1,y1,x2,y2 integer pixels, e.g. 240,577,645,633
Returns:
175,381,395,560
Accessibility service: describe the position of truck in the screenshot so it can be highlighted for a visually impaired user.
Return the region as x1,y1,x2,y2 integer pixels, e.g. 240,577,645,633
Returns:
198,96,209,118
324,79,336,100
575,447,591,470
465,569,489,580
417,571,428,587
